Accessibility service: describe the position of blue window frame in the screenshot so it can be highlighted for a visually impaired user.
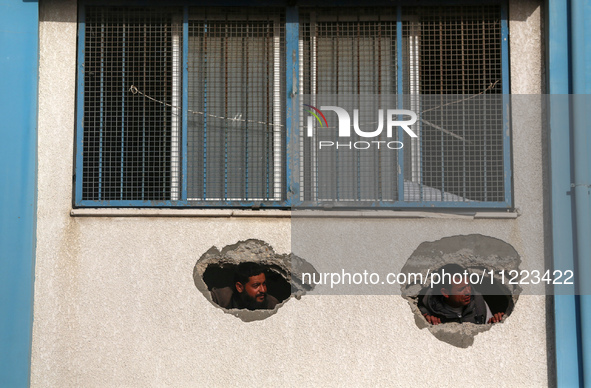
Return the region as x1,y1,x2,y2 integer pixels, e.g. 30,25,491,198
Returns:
75,1,511,209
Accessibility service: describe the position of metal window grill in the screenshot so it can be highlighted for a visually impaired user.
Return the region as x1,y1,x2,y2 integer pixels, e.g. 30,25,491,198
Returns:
300,5,505,206
300,8,400,203
78,4,507,208
187,8,286,203
410,6,504,203
82,7,183,201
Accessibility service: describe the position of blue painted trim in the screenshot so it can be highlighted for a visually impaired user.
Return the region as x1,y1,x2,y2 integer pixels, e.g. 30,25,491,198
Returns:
547,0,582,386
182,6,189,202
78,199,509,209
288,200,509,209
75,4,87,205
548,97,576,293
286,6,300,207
81,0,505,6
500,4,510,95
78,200,290,208
549,95,580,387
502,94,512,206
500,4,512,207
555,296,583,387
0,0,39,386
571,2,591,385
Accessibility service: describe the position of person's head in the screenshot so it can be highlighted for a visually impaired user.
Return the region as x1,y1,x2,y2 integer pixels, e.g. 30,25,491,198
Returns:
234,262,268,309
438,264,472,308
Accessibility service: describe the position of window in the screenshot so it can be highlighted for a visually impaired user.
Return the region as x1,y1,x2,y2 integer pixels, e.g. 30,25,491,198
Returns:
75,3,510,209
187,9,286,203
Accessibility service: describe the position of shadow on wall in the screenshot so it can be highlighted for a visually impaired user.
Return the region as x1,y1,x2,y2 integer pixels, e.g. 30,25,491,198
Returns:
401,234,521,348
193,239,317,322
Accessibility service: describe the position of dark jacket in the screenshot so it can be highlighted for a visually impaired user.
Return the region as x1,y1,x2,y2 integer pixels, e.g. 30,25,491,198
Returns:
419,288,489,324
210,286,279,310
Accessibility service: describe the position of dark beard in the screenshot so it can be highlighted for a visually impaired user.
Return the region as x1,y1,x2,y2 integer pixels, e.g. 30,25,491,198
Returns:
239,293,267,310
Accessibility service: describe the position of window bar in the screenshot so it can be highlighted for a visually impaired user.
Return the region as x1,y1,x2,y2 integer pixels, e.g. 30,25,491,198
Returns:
300,12,319,202
356,21,361,201
244,23,250,201
335,21,340,201
76,5,86,203
182,6,189,202
420,103,425,203
120,21,126,200
412,16,424,202
266,21,270,200
396,6,404,201
273,18,282,201
409,23,421,187
460,18,467,201
501,2,511,204
415,28,424,201
99,20,105,200
298,26,304,200
286,6,299,206
161,24,167,200
482,18,488,202
171,17,182,201
440,125,445,201
311,12,318,203
142,22,147,200
224,22,229,200
202,20,208,200
377,21,383,201
439,18,445,201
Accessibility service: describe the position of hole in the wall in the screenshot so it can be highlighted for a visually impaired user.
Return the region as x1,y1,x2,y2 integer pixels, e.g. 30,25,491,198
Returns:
193,239,317,322
202,262,292,304
412,270,516,321
401,234,521,348
477,276,515,317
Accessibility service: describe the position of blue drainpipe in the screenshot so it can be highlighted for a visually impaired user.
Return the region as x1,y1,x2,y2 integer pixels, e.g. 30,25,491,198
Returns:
571,1,591,386
549,0,591,386
0,0,39,386
548,1,581,385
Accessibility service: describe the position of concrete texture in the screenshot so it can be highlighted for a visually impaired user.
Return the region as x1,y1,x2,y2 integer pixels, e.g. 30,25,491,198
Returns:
31,0,550,386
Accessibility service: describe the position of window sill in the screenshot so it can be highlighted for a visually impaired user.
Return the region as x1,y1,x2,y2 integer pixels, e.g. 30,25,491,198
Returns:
70,208,519,219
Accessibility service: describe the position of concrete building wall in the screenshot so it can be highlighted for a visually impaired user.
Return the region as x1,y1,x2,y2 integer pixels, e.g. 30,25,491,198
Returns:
31,0,548,386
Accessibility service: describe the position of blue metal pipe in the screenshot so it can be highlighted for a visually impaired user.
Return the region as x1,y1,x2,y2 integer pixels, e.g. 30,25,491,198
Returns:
0,1,39,386
571,0,591,385
547,0,583,386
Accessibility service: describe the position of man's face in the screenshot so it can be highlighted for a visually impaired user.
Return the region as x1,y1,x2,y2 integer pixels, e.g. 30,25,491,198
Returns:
236,273,267,308
442,280,472,308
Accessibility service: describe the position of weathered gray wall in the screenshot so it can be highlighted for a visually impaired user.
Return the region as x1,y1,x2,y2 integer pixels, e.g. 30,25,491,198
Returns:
32,0,549,386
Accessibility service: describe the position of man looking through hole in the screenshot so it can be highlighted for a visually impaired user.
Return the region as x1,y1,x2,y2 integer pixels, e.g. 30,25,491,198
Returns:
419,264,505,325
210,262,279,310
